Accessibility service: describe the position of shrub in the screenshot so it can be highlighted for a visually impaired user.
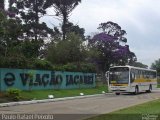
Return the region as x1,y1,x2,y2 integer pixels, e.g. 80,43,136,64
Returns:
5,88,22,101
63,63,77,72
0,55,27,69
80,63,96,73
53,62,96,73
53,65,65,71
32,59,53,70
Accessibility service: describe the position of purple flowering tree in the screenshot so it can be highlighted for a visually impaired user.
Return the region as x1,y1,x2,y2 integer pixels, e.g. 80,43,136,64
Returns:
88,21,136,77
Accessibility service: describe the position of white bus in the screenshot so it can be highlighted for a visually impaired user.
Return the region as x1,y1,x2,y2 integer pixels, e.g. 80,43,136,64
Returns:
108,66,157,95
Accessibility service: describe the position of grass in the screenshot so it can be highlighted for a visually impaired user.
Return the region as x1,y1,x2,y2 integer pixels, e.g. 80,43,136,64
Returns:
158,84,160,88
21,85,107,100
85,99,160,120
0,85,108,102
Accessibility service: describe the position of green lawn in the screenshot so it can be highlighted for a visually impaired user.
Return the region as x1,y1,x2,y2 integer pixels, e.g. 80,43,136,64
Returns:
19,85,108,100
0,84,108,103
0,85,107,102
158,84,160,88
85,99,160,120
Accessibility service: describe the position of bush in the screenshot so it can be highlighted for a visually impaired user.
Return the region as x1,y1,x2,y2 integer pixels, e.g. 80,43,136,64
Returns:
32,59,53,70
0,55,27,69
80,63,96,73
0,57,54,70
5,88,22,101
53,62,96,73
63,63,78,72
53,65,65,71
0,56,96,73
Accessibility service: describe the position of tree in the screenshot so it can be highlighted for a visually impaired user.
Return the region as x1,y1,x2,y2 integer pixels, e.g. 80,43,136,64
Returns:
0,11,23,57
0,11,6,57
47,32,87,64
89,21,136,74
65,22,85,40
98,21,127,43
13,0,54,58
151,59,160,76
44,0,81,40
130,61,148,68
0,0,4,10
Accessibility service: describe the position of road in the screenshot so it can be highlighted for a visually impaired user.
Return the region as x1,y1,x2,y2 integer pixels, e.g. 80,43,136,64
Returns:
0,90,160,120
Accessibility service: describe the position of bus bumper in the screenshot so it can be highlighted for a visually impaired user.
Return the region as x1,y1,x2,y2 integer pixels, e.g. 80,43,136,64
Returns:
109,86,135,93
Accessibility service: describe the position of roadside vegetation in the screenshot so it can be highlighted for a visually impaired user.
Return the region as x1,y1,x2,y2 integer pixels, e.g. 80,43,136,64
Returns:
21,85,107,100
0,85,107,103
85,99,160,120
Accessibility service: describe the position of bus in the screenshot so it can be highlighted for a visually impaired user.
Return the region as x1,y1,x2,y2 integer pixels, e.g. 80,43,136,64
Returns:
107,66,157,95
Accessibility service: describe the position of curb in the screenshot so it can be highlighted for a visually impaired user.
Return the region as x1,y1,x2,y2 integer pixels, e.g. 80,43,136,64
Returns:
0,93,111,107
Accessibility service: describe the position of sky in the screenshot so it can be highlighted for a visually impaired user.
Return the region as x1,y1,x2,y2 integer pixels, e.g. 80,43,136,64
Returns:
40,0,160,67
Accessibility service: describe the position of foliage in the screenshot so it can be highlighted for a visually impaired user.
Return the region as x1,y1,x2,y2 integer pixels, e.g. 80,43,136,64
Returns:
0,12,6,57
47,32,87,64
5,88,22,101
79,63,96,73
13,0,54,58
0,55,27,69
0,11,22,58
0,0,4,10
53,62,96,72
32,59,53,70
130,61,148,68
151,58,160,76
66,22,85,40
98,21,127,43
44,0,81,40
0,1,139,76
89,21,136,73
20,40,43,58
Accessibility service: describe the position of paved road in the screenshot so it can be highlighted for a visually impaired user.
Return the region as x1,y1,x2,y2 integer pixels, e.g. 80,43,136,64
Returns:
0,90,160,120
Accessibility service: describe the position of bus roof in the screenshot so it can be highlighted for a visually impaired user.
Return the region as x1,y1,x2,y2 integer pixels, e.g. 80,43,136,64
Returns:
109,65,156,72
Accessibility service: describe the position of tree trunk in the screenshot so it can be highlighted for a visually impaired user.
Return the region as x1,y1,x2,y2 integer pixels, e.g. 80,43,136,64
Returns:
62,12,67,40
34,0,38,41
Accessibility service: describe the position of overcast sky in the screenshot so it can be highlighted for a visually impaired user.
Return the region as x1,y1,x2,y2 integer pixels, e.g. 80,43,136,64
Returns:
41,0,160,67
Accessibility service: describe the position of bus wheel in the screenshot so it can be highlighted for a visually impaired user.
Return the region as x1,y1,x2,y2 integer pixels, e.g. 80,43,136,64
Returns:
147,85,152,93
134,86,139,95
115,93,120,95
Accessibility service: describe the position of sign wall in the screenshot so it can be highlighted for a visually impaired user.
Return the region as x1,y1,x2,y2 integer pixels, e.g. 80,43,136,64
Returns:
0,68,96,91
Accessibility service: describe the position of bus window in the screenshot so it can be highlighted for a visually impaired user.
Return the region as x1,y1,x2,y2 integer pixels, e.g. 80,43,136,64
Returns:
109,67,129,84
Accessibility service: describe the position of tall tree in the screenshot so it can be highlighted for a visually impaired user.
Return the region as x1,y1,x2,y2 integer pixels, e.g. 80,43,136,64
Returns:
0,10,22,57
16,0,53,40
98,21,127,43
44,0,81,40
89,21,136,74
0,11,6,57
14,0,54,58
66,22,85,40
47,32,86,64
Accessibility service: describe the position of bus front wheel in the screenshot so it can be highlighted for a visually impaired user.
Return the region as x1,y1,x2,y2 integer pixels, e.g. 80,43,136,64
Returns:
115,93,120,95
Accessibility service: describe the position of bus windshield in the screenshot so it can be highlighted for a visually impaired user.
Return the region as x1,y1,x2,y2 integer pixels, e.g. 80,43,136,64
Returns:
109,67,129,84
